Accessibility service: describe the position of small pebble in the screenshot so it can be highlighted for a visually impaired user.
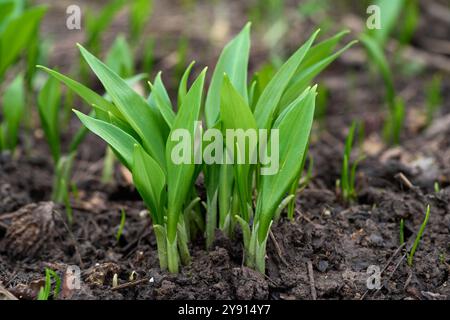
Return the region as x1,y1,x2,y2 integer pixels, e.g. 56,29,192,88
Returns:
369,234,384,246
318,260,328,272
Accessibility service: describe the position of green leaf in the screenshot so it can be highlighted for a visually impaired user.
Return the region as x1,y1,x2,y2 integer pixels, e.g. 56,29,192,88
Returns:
220,75,257,221
107,110,141,142
37,65,122,119
398,0,418,45
1,74,25,150
105,34,134,78
149,72,175,128
85,0,126,49
254,29,319,129
130,0,153,40
132,144,166,225
38,76,62,163
166,68,206,244
300,30,349,69
0,2,15,31
359,34,395,110
280,40,356,110
205,23,251,128
256,87,316,242
78,44,166,169
73,110,140,169
368,0,405,45
0,5,47,78
178,61,195,108
220,75,257,144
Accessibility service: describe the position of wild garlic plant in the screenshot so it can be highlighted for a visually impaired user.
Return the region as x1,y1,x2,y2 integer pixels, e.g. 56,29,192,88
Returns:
41,24,354,273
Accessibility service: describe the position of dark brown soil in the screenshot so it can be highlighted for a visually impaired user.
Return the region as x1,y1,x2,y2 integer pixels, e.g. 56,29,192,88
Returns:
1,0,449,300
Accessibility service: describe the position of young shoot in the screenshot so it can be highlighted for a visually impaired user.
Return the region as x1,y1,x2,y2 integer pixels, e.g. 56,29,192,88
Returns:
116,208,127,243
37,268,61,300
339,121,365,202
425,74,443,126
407,205,431,266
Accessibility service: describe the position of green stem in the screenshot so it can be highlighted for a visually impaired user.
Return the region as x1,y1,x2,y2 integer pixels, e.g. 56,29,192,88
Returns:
205,189,218,250
52,152,75,203
153,225,168,270
167,237,179,273
177,218,191,265
219,164,233,233
101,146,115,184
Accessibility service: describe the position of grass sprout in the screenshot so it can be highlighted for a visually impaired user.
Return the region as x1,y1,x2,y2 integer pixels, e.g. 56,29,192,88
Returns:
116,208,127,243
37,268,61,300
407,205,431,266
339,121,365,202
425,74,443,126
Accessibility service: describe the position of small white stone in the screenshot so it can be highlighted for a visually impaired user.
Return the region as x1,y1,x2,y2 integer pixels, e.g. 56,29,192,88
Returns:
139,210,148,218
149,277,154,283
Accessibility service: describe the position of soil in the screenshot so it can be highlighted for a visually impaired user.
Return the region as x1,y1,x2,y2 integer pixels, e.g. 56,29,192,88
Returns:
0,0,449,300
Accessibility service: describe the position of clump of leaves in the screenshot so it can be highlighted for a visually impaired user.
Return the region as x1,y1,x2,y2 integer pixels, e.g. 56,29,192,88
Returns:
338,121,365,202
41,24,354,274
37,268,61,300
407,205,431,266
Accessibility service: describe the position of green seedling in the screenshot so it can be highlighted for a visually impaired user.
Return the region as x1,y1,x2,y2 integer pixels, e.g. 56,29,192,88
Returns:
339,121,365,202
130,0,153,42
37,268,61,300
407,205,431,266
106,35,134,78
360,0,416,145
0,4,47,80
434,182,440,193
0,74,25,152
85,0,126,55
0,4,46,153
116,208,126,242
398,0,418,45
425,74,443,126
